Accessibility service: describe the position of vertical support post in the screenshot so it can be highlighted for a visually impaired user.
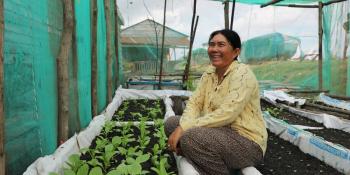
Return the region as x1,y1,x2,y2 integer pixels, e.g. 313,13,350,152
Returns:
57,0,74,143
224,0,229,29
183,0,197,85
230,0,236,30
104,0,113,102
0,0,5,173
158,0,167,90
91,0,98,116
318,2,323,90
114,1,119,87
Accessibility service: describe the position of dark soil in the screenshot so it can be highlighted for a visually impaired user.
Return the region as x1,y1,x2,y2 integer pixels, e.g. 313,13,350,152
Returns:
256,131,343,175
112,99,166,121
80,125,177,174
287,92,350,120
261,100,350,150
303,102,350,120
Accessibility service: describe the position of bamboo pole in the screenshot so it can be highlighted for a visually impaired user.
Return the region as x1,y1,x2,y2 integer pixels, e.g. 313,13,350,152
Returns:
260,0,284,8
183,0,197,85
318,2,323,91
230,0,236,30
158,0,167,90
91,0,98,116
104,0,113,102
72,1,80,131
114,1,119,87
0,0,5,173
325,93,350,101
57,0,74,144
224,0,229,29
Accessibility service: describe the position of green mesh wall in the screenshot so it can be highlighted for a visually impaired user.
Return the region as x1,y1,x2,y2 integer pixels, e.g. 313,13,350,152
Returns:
3,0,61,174
97,0,107,113
2,0,124,174
75,0,92,128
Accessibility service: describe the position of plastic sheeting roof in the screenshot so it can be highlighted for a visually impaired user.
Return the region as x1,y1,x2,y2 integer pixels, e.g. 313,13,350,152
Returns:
210,0,343,5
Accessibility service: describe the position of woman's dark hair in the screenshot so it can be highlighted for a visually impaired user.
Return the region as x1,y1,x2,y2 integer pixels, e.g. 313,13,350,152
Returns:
208,29,241,49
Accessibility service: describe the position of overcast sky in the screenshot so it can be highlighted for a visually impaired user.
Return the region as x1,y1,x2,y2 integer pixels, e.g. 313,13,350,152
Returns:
117,0,319,52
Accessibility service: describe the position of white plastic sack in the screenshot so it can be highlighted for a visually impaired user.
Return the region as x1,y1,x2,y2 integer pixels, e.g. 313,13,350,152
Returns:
263,90,306,105
318,93,350,111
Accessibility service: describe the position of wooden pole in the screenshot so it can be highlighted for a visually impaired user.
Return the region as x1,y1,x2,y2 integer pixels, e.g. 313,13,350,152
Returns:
91,0,98,116
183,0,197,85
114,2,119,87
104,0,113,102
72,0,80,131
230,0,236,30
224,0,229,29
260,0,284,8
318,2,323,91
0,0,5,173
57,0,74,144
158,0,167,89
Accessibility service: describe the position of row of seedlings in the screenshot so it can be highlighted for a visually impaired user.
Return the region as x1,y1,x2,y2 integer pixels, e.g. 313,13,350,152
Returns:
54,98,177,175
259,98,349,174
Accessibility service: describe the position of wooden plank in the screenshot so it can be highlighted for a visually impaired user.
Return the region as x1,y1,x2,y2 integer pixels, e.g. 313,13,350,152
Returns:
104,0,113,102
57,0,74,143
0,0,5,173
91,0,98,116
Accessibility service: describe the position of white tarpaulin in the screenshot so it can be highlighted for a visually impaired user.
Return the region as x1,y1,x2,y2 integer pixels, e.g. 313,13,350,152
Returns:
263,90,306,105
264,111,350,175
318,93,350,111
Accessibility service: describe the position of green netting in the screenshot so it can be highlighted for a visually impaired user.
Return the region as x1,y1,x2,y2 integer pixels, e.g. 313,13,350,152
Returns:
97,0,107,113
3,0,124,174
75,0,92,128
118,0,349,94
240,32,300,62
4,0,61,174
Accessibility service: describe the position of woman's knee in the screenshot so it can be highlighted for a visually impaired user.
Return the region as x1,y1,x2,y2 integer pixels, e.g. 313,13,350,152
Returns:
164,116,180,136
180,127,207,150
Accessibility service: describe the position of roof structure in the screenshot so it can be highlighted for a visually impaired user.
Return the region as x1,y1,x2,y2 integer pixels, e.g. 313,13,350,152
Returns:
121,19,190,48
210,0,344,5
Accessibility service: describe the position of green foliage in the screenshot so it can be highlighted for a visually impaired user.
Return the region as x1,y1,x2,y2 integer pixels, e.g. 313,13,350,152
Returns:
65,154,85,173
89,167,103,175
151,157,174,175
267,107,282,117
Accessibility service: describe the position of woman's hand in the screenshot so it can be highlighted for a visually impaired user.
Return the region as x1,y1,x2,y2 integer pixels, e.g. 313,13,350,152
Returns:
168,126,184,154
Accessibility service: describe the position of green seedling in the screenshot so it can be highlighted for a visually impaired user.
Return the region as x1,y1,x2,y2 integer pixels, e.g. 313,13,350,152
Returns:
267,107,282,118
96,144,117,171
138,119,151,149
151,157,174,175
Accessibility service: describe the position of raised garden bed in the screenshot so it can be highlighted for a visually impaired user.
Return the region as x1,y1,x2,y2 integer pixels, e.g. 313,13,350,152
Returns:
55,99,177,175
256,131,343,175
112,99,166,121
261,99,350,149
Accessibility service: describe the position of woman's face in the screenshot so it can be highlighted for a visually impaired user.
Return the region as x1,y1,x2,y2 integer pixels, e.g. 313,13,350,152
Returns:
207,33,240,69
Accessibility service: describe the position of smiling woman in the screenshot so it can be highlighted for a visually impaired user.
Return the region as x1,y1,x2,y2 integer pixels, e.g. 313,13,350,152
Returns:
165,29,268,175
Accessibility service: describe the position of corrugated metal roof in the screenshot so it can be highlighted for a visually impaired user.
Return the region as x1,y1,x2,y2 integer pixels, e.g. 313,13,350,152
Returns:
121,19,190,47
